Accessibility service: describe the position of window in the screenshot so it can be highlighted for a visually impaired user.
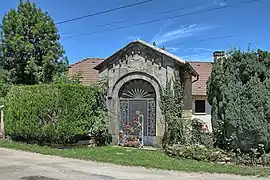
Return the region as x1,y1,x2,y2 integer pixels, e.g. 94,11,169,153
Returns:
194,100,205,113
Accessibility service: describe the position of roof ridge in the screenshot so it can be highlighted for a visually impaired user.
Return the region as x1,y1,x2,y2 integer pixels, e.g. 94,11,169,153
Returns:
94,39,187,70
188,61,213,63
135,39,186,64
69,57,104,67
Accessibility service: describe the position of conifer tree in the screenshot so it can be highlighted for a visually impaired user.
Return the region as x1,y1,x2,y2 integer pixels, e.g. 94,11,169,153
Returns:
207,49,270,152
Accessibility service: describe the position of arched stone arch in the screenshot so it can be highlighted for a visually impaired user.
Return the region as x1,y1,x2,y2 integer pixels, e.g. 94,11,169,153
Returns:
108,71,163,98
111,71,162,100
108,72,164,147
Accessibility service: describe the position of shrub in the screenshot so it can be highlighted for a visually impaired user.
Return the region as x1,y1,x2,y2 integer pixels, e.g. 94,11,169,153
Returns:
166,144,270,166
5,84,108,144
52,72,81,85
0,69,11,105
207,49,270,152
191,118,214,148
166,144,230,162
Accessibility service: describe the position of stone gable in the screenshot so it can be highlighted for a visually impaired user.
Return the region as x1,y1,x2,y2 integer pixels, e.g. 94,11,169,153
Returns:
93,40,198,147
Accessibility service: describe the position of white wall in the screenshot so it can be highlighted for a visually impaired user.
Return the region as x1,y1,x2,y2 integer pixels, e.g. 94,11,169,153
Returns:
192,114,212,132
192,95,212,132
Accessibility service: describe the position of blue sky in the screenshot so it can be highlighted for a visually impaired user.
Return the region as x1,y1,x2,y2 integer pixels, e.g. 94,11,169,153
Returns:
1,0,270,64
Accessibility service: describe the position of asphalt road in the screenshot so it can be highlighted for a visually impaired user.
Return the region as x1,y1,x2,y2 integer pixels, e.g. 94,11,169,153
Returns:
0,147,269,180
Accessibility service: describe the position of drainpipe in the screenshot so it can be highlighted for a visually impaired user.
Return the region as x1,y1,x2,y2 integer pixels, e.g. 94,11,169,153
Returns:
186,63,199,84
192,75,199,83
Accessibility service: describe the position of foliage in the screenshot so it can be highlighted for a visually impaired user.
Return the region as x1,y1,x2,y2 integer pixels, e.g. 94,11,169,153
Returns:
1,140,270,177
0,0,67,85
166,144,270,167
5,83,108,144
161,68,191,147
0,69,11,105
207,49,270,152
52,72,81,85
166,144,229,162
191,118,214,148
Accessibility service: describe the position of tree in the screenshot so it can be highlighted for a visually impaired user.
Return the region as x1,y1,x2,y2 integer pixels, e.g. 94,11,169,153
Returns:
0,0,67,85
207,49,270,152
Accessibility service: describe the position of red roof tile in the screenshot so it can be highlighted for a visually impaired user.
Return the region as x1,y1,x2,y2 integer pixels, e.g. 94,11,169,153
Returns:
189,62,213,96
69,59,212,95
68,58,104,85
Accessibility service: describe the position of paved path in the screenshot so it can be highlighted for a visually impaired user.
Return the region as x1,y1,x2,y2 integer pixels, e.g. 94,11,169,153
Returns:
0,148,269,180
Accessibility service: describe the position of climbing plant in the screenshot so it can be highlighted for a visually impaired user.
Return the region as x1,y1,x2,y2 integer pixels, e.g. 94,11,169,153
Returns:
161,67,189,148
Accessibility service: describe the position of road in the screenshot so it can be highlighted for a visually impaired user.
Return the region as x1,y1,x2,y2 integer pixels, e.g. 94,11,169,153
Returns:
0,147,269,180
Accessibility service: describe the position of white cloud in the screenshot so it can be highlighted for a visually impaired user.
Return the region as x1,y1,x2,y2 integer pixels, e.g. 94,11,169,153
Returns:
181,54,200,59
152,24,214,45
166,47,181,53
220,2,227,6
184,47,215,53
214,0,227,6
181,53,213,62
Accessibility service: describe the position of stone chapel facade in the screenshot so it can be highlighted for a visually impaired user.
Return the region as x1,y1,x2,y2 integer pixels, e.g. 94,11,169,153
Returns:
93,40,198,147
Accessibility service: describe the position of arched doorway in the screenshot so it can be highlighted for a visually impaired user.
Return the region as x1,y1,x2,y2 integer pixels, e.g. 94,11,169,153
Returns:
118,79,156,146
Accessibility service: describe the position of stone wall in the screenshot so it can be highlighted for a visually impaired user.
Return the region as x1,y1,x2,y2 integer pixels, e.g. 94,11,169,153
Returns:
98,46,194,147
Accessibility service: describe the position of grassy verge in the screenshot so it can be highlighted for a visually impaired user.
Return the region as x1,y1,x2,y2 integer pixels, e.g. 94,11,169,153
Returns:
0,140,269,177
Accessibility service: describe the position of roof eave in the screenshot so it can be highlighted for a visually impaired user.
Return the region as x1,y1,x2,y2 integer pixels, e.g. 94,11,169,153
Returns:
93,64,100,70
185,63,199,77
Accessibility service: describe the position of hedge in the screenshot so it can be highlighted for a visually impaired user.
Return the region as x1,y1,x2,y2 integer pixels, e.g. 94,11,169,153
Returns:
4,84,107,144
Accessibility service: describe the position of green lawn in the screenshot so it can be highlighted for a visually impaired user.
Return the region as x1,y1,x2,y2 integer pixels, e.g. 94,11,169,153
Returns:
0,140,269,177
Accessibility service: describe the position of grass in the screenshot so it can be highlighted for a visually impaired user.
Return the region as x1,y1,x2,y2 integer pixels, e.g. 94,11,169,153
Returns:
0,140,270,177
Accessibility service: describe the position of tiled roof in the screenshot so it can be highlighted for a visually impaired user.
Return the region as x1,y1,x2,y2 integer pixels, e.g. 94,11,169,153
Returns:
189,62,213,96
68,59,212,96
68,58,104,85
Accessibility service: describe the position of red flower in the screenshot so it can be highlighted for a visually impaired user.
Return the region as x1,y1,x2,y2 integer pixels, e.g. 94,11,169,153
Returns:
125,124,131,130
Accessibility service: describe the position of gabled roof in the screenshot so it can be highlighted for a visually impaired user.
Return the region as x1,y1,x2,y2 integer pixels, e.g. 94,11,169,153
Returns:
69,57,104,68
68,58,104,85
68,58,212,95
94,39,198,77
189,62,213,96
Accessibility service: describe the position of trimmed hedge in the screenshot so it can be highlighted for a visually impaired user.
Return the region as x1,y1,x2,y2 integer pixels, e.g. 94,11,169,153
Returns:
5,84,107,144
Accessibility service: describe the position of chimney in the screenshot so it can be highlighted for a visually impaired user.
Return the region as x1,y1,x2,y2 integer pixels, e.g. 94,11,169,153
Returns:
213,51,225,62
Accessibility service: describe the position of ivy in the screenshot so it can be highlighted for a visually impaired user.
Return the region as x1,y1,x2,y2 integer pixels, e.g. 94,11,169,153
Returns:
161,67,190,148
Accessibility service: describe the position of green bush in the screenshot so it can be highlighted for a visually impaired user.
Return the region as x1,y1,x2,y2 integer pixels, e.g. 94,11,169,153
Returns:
166,144,270,166
0,69,11,105
5,84,107,144
166,144,230,162
207,49,270,152
191,118,214,148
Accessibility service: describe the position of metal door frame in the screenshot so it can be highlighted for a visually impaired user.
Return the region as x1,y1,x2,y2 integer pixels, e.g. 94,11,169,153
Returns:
119,97,156,137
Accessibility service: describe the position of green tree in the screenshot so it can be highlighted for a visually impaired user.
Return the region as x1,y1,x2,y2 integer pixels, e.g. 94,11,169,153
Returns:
207,49,270,152
0,0,67,85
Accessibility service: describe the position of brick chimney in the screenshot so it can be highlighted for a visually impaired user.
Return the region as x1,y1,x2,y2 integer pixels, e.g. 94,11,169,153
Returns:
213,51,225,62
